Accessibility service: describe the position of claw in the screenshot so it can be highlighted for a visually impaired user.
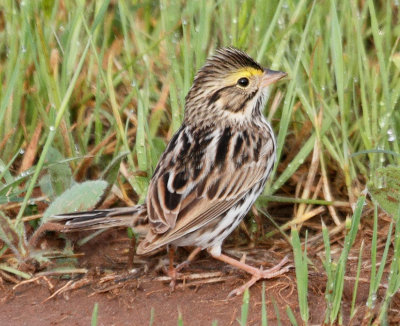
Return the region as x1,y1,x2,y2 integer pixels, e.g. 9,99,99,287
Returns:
227,260,292,298
209,252,292,298
165,247,202,291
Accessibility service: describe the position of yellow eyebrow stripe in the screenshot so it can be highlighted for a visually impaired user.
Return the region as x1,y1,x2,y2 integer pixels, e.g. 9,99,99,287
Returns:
228,67,263,83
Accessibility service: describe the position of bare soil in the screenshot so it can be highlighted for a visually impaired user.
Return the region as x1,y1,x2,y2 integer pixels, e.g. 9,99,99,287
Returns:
0,220,399,325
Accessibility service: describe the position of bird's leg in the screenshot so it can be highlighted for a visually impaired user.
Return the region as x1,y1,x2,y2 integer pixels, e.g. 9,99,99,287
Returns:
166,247,202,290
167,246,178,289
208,251,292,298
175,247,202,272
127,236,136,270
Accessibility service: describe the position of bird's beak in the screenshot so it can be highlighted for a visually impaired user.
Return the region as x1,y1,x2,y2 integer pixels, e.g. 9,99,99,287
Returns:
261,69,287,87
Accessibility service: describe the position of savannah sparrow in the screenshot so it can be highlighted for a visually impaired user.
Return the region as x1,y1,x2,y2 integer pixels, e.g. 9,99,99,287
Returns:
49,47,289,296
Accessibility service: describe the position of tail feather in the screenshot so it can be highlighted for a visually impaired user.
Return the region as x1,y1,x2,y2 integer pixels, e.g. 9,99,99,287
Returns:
51,205,148,234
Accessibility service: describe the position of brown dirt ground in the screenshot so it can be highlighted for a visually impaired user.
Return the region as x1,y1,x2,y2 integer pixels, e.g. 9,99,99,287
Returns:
1,215,400,325
1,229,301,326
0,208,400,326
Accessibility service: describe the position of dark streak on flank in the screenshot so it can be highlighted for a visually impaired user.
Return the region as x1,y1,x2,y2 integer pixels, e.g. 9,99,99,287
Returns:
242,130,250,146
253,137,262,162
233,134,244,158
215,127,231,167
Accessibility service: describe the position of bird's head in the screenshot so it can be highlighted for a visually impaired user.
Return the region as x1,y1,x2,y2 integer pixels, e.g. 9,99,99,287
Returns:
184,47,286,127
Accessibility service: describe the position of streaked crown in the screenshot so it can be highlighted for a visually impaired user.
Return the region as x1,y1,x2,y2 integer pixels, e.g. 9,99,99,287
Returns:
198,47,264,79
184,47,285,128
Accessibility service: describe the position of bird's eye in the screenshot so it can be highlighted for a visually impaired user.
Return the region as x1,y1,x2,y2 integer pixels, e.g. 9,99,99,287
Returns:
237,77,249,87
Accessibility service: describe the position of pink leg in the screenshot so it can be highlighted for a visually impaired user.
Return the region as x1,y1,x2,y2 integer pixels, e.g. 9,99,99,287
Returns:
209,252,292,297
175,247,202,272
167,247,203,290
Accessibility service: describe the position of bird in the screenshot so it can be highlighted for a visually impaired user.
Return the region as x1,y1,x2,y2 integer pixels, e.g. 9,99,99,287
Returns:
42,47,290,296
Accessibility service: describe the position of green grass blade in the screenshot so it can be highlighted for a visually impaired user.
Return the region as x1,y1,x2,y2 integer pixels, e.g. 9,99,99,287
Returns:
291,227,309,322
261,282,268,326
15,34,92,230
239,289,250,326
91,302,98,326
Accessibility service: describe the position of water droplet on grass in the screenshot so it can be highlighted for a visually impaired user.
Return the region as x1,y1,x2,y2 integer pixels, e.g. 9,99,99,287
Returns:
387,129,396,142
20,171,28,177
278,18,285,29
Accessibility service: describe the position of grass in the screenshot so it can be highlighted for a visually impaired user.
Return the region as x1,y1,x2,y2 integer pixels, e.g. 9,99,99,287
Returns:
91,302,98,326
1,0,400,324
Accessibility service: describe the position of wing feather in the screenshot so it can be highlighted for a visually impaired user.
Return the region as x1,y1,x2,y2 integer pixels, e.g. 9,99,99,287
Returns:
137,125,273,255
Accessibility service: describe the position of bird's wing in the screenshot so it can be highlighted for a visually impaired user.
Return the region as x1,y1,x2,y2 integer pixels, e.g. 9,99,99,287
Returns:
137,124,275,254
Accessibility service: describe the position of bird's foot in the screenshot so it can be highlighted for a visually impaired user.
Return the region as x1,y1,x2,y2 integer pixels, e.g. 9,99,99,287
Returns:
165,247,202,291
227,255,292,298
208,249,292,298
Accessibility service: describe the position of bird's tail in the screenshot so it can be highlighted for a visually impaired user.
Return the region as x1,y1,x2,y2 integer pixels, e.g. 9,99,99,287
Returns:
29,205,148,248
51,205,148,233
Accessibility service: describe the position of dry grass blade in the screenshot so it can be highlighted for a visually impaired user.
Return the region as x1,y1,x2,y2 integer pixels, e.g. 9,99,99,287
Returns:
36,268,88,277
174,276,231,290
278,206,326,235
295,131,321,225
154,271,225,283
22,214,43,222
12,275,55,291
18,121,43,173
321,161,342,226
42,278,91,303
